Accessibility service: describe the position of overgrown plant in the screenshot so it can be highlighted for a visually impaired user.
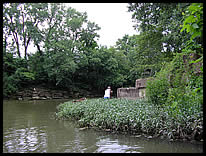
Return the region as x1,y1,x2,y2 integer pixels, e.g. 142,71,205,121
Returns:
56,98,202,141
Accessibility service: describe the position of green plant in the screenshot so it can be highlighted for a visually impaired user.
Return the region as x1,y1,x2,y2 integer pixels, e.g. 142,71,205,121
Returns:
146,64,171,106
180,3,203,41
56,98,203,141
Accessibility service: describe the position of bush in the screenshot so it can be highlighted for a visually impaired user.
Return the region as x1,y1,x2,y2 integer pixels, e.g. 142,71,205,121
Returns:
3,73,19,97
146,51,203,137
56,98,203,141
146,62,172,105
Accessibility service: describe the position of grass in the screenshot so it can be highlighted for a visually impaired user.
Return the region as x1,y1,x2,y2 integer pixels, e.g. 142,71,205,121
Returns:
56,98,203,141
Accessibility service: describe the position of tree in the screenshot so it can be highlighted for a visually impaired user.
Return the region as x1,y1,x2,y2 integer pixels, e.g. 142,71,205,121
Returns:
114,32,168,85
146,3,203,112
3,3,102,96
180,3,203,54
128,3,191,54
3,3,22,58
3,3,49,61
40,4,101,89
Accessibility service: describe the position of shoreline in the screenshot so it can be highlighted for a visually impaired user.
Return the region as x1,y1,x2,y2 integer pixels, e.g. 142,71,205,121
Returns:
56,98,203,143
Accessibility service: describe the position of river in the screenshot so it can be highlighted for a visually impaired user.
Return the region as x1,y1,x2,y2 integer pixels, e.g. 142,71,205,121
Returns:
3,99,203,153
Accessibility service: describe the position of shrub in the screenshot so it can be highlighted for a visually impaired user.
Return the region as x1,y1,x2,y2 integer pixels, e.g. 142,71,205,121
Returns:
56,98,203,141
146,63,171,105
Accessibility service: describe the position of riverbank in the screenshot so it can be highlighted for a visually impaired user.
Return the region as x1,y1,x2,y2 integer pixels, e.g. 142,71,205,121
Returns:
4,99,203,153
56,98,203,142
5,86,102,100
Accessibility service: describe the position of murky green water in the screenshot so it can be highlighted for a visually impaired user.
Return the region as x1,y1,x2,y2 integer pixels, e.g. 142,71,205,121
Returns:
3,100,203,153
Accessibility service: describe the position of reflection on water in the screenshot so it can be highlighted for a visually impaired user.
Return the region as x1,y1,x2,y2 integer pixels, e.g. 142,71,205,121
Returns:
3,100,203,153
4,127,47,153
95,137,142,153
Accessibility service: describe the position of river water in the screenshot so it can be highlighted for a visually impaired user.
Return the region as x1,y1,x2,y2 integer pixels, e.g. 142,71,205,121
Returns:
3,99,203,153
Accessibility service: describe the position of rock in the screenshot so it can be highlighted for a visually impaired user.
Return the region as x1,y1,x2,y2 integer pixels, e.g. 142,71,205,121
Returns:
40,97,47,100
16,91,24,96
32,96,40,100
13,87,73,100
39,91,51,98
24,90,33,97
24,97,32,100
63,95,70,99
105,129,111,132
135,135,142,138
52,96,62,99
32,93,38,97
160,136,164,139
183,138,187,142
18,97,23,100
52,93,63,99
33,90,38,94
62,91,68,94
147,136,153,139
79,127,88,131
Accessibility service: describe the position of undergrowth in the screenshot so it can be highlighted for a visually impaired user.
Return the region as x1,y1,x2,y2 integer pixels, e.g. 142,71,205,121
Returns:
56,98,203,141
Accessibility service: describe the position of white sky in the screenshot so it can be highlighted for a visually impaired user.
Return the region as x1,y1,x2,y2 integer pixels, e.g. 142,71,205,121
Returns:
66,3,139,47
6,3,139,56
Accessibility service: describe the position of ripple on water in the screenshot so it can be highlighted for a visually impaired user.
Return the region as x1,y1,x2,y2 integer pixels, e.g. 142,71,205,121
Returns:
4,126,48,153
3,100,203,153
95,138,143,153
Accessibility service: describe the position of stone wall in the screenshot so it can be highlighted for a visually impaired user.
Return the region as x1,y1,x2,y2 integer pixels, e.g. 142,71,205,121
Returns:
117,78,149,99
13,86,102,100
135,78,148,88
117,87,139,99
15,87,70,100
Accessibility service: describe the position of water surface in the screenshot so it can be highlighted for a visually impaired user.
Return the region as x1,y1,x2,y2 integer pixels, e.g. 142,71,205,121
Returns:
3,100,203,153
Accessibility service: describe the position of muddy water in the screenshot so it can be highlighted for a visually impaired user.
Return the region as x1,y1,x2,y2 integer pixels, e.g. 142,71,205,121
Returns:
3,100,203,153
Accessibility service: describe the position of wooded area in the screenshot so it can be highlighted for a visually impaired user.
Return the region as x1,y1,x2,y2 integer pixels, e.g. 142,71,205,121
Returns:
3,3,203,106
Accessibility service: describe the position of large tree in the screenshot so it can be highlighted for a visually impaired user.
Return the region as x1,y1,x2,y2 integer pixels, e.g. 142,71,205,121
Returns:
3,3,101,95
128,3,191,54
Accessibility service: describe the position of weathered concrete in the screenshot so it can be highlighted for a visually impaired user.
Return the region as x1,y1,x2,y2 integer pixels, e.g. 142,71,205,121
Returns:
135,78,148,88
117,87,139,99
117,78,150,99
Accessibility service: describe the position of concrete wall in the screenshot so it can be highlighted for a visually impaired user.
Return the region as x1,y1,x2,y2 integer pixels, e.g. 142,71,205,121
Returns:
138,88,146,98
135,78,148,88
117,78,149,99
117,87,139,99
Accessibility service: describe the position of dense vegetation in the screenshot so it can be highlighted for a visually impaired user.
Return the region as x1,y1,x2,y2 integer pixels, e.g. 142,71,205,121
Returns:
4,3,203,141
56,98,202,141
3,3,183,97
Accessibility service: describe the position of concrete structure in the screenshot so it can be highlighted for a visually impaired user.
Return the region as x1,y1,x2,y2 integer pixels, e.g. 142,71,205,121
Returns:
117,87,139,100
117,78,149,99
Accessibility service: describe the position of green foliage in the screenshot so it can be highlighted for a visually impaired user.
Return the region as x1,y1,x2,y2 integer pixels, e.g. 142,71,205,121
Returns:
3,3,102,94
115,33,169,86
146,51,203,109
3,73,19,97
56,98,202,140
128,3,191,53
15,68,35,82
3,52,35,96
145,4,203,135
3,2,203,106
166,55,203,117
56,98,163,134
180,3,203,41
27,53,47,83
146,65,170,105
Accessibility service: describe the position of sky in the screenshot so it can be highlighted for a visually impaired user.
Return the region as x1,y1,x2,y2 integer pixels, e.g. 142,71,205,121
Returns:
66,3,139,47
6,3,139,56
